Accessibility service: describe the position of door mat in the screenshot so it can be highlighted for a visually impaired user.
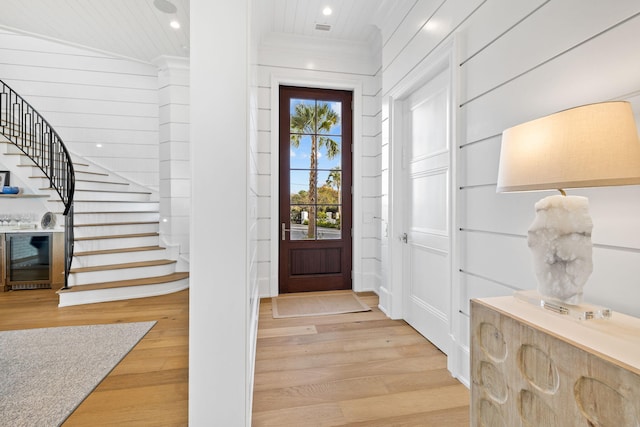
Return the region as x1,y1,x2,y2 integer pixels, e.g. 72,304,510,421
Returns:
272,291,371,318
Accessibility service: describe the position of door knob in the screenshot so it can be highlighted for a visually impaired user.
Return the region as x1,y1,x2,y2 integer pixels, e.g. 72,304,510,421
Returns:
401,233,408,243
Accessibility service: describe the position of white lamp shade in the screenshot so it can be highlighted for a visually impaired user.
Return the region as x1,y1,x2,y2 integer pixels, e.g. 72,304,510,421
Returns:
497,101,640,192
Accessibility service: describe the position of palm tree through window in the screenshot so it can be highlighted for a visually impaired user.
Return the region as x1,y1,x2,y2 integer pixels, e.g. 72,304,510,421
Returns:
289,98,342,240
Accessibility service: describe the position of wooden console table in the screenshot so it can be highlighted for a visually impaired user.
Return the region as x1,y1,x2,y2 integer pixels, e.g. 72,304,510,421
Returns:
471,296,640,427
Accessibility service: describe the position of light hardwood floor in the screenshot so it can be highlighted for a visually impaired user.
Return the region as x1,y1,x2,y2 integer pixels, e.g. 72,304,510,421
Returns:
0,287,188,426
252,292,470,426
0,288,469,426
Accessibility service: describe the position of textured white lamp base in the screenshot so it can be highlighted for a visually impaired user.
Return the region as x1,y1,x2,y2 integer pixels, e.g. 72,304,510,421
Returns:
514,289,611,320
528,194,594,304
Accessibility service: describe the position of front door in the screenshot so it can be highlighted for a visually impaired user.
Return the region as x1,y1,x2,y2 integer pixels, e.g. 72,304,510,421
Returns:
278,86,352,294
401,69,452,355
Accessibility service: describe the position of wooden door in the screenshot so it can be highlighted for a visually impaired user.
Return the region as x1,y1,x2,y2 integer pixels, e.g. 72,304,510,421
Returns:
401,69,453,354
279,86,352,294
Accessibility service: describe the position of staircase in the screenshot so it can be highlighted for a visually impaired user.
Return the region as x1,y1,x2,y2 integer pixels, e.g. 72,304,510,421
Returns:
1,79,188,307
41,158,188,306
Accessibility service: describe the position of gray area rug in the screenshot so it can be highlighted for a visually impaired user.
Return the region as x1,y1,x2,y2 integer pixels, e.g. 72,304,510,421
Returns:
0,321,156,427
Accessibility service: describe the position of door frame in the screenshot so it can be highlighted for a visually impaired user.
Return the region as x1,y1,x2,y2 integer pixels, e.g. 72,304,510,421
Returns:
269,74,364,297
386,37,462,378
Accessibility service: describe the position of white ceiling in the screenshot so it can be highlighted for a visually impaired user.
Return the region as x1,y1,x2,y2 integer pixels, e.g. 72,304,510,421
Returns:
0,0,190,63
259,0,387,43
0,0,388,63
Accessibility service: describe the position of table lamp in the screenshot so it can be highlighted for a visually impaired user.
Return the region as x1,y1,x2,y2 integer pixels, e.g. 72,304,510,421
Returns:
497,101,640,307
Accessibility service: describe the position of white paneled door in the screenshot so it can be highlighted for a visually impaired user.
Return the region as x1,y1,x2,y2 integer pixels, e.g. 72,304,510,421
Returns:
401,69,452,355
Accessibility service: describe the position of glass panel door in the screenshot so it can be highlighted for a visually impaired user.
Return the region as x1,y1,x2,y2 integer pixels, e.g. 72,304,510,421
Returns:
279,86,353,293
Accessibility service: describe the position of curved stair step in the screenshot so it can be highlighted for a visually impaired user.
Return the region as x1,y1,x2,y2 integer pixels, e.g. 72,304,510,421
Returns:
74,233,160,252
72,246,168,268
57,272,190,307
75,232,159,241
68,259,177,285
50,199,160,213
70,259,176,274
59,272,189,292
74,222,159,238
72,212,160,224
75,221,158,228
74,245,166,256
73,189,152,202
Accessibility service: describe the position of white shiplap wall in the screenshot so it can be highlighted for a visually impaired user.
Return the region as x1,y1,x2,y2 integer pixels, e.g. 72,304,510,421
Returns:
156,56,190,259
0,29,160,192
257,33,382,297
380,0,640,384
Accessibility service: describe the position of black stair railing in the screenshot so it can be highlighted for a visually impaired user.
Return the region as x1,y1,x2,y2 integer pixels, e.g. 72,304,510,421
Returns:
0,79,75,288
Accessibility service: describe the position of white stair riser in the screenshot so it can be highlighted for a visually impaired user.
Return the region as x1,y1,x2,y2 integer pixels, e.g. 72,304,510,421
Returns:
68,262,176,286
27,176,58,190
58,279,189,307
74,223,159,238
75,181,130,191
50,200,159,212
74,191,151,202
73,248,168,268
75,235,159,252
73,212,160,225
16,165,44,175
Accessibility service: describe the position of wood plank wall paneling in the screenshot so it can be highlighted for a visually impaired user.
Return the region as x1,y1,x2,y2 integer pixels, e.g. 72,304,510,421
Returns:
0,29,160,190
381,0,640,385
462,22,640,144
462,1,640,105
382,0,486,95
459,0,549,64
255,37,383,297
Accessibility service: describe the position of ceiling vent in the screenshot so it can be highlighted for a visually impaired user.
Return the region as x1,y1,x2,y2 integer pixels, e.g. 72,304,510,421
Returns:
315,23,332,32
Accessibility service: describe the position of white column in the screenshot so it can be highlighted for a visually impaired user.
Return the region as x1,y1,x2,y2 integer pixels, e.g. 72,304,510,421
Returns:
190,0,251,425
155,56,191,264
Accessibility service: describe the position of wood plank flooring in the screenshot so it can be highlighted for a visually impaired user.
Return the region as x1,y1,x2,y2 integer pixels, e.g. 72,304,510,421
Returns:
252,292,470,426
0,287,188,426
0,288,469,426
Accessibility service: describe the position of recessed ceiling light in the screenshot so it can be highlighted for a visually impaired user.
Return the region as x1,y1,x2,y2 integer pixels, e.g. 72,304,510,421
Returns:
170,20,181,29
96,144,102,148
154,0,177,14
322,7,332,16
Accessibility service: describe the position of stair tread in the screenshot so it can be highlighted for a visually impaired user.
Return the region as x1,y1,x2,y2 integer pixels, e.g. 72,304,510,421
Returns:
74,246,166,256
75,232,159,241
76,170,109,176
74,189,152,195
31,169,109,178
50,199,157,203
70,259,176,273
0,193,48,198
58,272,189,293
76,179,129,185
73,211,159,214
75,221,159,228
